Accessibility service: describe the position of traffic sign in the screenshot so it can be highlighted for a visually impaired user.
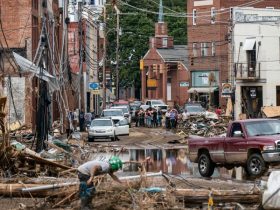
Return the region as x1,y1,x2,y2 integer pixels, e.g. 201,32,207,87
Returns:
89,82,99,90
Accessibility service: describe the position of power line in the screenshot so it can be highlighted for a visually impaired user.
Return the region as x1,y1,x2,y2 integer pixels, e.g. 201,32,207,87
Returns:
119,0,265,18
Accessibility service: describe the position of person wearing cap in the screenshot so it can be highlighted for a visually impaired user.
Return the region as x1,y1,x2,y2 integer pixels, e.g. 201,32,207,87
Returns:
77,156,123,209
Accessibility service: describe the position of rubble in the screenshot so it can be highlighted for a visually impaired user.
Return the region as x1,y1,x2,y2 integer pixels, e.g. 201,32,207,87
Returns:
177,115,231,137
0,105,265,209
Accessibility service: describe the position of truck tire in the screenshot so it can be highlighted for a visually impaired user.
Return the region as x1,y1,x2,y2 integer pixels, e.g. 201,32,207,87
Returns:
246,153,268,178
198,153,215,177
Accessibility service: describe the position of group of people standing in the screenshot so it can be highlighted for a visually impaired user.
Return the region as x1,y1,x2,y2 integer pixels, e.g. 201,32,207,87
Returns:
134,108,163,128
134,107,181,129
67,108,95,136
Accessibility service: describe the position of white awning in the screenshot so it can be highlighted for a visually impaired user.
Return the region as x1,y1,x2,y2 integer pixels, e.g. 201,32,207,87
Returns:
243,38,256,51
187,87,218,93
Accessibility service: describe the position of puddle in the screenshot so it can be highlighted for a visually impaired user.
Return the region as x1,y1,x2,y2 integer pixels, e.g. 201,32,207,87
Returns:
88,148,233,178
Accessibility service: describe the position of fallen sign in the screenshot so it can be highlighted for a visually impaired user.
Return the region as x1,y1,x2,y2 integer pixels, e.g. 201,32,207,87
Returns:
262,106,280,118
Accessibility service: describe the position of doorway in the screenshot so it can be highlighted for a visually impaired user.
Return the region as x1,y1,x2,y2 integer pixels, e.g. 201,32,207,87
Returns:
167,78,172,101
241,86,263,118
277,86,280,106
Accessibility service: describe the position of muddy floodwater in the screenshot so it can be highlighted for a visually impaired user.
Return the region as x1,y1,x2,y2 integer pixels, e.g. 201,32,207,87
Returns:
89,147,233,179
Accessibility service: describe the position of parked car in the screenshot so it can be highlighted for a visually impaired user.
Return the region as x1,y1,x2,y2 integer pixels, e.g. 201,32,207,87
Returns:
112,100,130,110
140,104,150,111
110,106,132,127
101,108,123,123
184,103,206,118
88,117,129,142
188,119,280,178
130,100,143,107
145,99,168,112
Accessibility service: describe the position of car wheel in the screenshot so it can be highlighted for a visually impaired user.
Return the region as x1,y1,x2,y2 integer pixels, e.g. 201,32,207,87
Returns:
246,153,268,178
88,136,94,142
198,153,215,177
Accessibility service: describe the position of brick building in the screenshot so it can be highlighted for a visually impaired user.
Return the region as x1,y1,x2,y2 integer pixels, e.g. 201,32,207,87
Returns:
141,2,189,106
187,0,280,108
0,0,33,127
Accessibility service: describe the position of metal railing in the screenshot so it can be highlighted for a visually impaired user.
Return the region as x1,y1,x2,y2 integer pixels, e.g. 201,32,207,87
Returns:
234,62,260,80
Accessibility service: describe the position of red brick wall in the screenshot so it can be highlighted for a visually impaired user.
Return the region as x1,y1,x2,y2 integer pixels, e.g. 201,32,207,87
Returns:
69,22,80,74
142,49,189,106
0,0,31,48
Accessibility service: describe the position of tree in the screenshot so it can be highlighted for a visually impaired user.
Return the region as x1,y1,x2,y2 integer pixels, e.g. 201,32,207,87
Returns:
106,0,187,95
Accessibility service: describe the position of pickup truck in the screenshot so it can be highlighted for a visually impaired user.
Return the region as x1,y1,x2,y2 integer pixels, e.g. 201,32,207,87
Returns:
145,99,168,112
188,119,280,178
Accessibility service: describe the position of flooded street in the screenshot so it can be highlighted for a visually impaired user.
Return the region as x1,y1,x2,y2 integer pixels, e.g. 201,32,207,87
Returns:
88,126,245,180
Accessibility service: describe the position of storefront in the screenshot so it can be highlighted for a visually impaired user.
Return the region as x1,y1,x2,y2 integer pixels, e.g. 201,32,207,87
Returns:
188,70,219,108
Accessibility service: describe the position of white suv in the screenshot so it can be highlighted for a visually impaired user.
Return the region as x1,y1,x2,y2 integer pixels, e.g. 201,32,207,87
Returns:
145,99,168,113
88,117,129,142
110,106,132,127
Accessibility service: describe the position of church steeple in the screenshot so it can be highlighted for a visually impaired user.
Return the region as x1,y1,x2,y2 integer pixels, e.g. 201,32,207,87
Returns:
158,0,164,23
149,0,174,49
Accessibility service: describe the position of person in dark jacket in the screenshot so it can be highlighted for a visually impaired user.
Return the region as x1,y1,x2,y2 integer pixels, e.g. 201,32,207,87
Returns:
79,108,85,132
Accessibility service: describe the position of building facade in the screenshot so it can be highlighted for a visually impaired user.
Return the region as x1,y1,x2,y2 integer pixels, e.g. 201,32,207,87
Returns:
187,0,280,109
0,0,33,127
141,5,189,106
232,7,280,119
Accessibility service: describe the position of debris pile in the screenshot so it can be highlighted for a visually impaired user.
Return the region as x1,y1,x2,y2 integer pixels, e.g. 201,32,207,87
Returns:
177,115,231,137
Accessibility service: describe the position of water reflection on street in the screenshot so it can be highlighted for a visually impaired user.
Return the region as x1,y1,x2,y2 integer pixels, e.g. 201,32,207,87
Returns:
89,147,232,178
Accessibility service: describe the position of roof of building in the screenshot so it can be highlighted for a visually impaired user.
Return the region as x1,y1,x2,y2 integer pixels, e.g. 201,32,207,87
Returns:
156,45,188,68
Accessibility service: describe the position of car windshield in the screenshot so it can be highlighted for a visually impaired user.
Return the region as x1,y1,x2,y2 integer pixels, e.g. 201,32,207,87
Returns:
103,110,123,116
245,120,280,137
91,120,112,127
152,100,164,105
186,106,204,112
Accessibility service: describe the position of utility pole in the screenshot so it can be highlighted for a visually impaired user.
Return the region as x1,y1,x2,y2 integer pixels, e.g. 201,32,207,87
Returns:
114,4,120,100
36,0,49,152
102,6,107,110
78,0,84,110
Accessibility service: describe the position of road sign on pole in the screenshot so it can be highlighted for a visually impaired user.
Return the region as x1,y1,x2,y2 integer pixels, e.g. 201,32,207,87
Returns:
89,82,100,90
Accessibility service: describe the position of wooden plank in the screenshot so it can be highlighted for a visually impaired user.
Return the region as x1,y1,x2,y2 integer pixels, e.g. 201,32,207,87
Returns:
174,189,261,204
20,150,72,170
262,106,280,118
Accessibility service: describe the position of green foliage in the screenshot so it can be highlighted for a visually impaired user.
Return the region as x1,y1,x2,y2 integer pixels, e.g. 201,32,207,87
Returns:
106,0,187,89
